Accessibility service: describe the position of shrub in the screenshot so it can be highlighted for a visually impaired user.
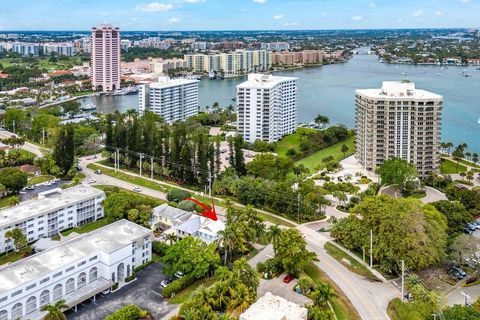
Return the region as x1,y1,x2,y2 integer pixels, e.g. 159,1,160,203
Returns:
125,274,136,283
162,274,195,298
167,189,192,203
177,200,196,212
111,283,119,291
152,241,169,256
104,304,148,320
134,260,154,273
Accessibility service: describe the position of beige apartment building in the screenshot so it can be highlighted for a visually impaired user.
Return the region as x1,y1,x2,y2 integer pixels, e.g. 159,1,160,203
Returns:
91,25,121,92
355,81,443,177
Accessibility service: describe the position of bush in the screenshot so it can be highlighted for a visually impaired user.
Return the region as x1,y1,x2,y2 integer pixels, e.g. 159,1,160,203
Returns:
104,304,148,320
134,260,155,273
177,200,196,212
152,241,169,256
167,189,192,203
125,274,136,283
111,283,119,291
162,274,195,298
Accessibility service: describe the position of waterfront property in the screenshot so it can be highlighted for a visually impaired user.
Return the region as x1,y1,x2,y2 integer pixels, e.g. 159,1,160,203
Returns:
237,73,298,143
0,219,152,320
355,81,443,177
0,185,105,254
91,25,121,93
138,77,199,123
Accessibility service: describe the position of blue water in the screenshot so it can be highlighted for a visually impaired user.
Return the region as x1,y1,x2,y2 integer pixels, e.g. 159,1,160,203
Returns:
83,52,480,154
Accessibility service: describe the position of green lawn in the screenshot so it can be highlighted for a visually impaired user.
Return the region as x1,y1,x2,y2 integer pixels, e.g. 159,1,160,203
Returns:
387,298,431,320
275,127,317,157
253,210,296,227
0,247,32,266
459,159,480,169
0,56,87,71
303,262,361,320
60,218,111,236
324,242,380,282
0,195,17,209
440,159,467,174
167,277,216,304
295,136,356,172
28,175,55,186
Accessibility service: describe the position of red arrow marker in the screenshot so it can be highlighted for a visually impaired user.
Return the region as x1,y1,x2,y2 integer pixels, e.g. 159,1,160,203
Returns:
185,197,218,221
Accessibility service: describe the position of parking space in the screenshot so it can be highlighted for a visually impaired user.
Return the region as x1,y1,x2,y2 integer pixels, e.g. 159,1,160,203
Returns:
19,179,68,201
257,274,311,306
66,262,176,320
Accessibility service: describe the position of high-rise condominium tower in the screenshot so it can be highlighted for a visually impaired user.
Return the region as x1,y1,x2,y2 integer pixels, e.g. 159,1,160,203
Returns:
355,81,443,177
236,74,298,143
91,25,120,92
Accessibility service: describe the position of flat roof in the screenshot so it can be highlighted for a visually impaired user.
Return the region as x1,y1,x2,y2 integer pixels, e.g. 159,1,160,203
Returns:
237,73,298,90
0,219,151,295
149,77,198,89
240,292,308,320
356,81,442,100
0,185,105,229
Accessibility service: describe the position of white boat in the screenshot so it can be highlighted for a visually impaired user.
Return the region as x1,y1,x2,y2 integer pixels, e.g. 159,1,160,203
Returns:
400,72,407,76
478,118,480,125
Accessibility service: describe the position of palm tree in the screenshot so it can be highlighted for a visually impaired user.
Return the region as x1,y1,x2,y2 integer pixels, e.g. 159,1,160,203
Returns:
165,233,178,245
466,152,472,161
473,153,479,165
267,225,282,253
233,258,260,293
227,283,254,314
311,283,336,307
341,144,349,158
8,196,19,207
5,228,27,253
452,145,465,171
444,142,454,154
208,281,231,310
41,299,69,320
217,226,237,265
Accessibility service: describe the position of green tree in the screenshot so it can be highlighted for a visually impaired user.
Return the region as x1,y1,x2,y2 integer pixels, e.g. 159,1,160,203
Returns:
443,304,480,320
273,228,317,275
41,299,69,320
0,167,28,193
8,195,19,207
5,228,27,252
53,125,75,176
377,157,418,190
314,114,330,127
104,304,148,320
61,100,81,118
452,144,467,171
5,108,27,133
432,200,473,235
341,144,350,158
246,154,294,181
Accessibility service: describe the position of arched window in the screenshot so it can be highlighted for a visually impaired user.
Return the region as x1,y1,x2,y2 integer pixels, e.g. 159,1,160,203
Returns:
0,310,7,320
77,272,87,288
89,267,98,282
25,296,37,314
11,303,22,320
53,284,63,300
66,278,75,294
39,290,50,307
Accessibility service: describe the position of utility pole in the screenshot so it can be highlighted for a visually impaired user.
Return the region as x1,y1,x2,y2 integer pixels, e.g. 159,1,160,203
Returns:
139,154,144,177
297,193,301,223
208,171,212,197
370,229,373,268
12,120,15,135
42,127,45,145
114,150,117,173
401,260,405,302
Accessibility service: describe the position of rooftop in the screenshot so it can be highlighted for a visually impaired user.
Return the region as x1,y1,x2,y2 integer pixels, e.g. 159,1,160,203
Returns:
239,292,308,320
356,81,442,100
0,185,105,228
152,203,193,224
237,73,298,89
0,219,151,295
149,77,199,89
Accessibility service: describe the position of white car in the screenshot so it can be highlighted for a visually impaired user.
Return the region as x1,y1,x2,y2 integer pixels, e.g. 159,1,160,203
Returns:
88,178,96,184
133,187,142,193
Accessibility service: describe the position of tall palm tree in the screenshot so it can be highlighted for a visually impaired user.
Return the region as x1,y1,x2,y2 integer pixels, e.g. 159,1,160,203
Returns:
165,233,178,245
227,283,254,314
233,258,260,293
311,283,336,307
267,225,282,253
217,226,237,265
41,299,69,320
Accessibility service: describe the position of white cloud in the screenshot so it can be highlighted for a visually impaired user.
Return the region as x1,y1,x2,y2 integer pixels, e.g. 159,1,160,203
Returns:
435,10,444,16
168,15,181,23
369,2,376,8
352,15,364,21
185,0,206,3
253,0,266,4
135,2,174,12
412,10,424,17
273,14,283,20
283,22,299,27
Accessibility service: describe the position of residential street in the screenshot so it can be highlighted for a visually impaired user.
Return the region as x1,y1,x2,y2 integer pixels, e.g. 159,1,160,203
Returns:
0,129,46,157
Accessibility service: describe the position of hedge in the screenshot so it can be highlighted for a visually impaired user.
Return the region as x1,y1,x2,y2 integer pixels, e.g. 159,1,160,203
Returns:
104,304,148,320
162,274,195,298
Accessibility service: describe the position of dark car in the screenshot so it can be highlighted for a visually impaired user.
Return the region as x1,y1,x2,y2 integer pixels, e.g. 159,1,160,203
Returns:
76,164,83,171
283,274,294,283
448,267,466,281
464,226,474,235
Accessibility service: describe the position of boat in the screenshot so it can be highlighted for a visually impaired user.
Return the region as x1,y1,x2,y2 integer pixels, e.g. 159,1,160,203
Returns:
80,103,96,111
231,97,236,101
478,118,480,125
476,67,480,70
208,71,215,79
400,72,407,76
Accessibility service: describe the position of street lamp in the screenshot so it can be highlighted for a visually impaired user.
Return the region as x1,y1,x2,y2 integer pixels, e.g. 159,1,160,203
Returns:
461,291,471,306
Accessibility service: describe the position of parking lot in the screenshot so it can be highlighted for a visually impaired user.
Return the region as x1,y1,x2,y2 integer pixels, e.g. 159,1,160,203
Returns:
66,262,176,320
19,179,68,201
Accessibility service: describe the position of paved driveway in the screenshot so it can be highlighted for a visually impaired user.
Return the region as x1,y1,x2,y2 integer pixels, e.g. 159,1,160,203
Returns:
66,262,176,320
257,275,311,306
421,187,447,203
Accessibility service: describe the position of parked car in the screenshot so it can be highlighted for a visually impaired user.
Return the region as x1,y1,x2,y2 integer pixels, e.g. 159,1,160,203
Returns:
94,169,102,175
102,289,111,295
76,164,83,171
467,223,479,231
451,267,466,278
464,226,474,235
174,271,185,279
160,280,170,288
448,267,466,281
283,274,294,283
25,186,34,191
133,187,142,193
88,178,96,184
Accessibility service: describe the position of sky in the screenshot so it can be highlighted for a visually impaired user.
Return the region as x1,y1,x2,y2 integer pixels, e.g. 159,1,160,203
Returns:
0,0,478,31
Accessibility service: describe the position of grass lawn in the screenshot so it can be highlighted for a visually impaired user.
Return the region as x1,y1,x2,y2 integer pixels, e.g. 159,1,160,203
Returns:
275,127,317,157
167,277,216,304
243,207,296,227
28,175,55,186
0,247,32,266
94,185,166,205
440,159,467,174
387,298,431,320
303,262,361,320
0,195,17,209
324,243,380,282
459,159,480,169
295,136,356,172
60,218,111,236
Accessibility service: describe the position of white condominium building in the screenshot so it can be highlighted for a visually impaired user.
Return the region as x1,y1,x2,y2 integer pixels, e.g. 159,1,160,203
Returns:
0,220,152,320
237,74,298,143
138,77,199,123
355,81,443,177
0,185,105,254
185,50,271,77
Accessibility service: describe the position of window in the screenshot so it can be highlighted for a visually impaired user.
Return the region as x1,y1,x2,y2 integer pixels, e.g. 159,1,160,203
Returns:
40,290,50,306
11,289,22,297
40,277,50,284
89,267,98,282
53,284,63,301
0,310,7,320
77,261,86,267
11,303,23,320
65,278,75,294
53,272,62,278
26,283,36,291
77,272,87,288
26,296,37,314
89,256,97,262
66,266,74,272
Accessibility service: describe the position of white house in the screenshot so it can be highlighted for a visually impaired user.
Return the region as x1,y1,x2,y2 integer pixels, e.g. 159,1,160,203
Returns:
0,185,106,254
151,203,193,230
0,219,152,320
240,292,308,320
